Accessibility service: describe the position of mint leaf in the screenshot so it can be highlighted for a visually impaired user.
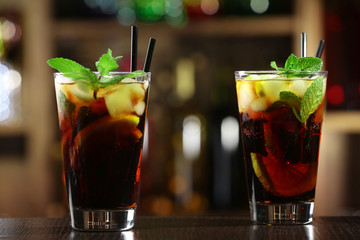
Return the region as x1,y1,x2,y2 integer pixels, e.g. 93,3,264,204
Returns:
284,54,298,70
270,53,323,74
48,49,145,98
96,49,122,75
279,91,302,122
297,57,323,71
273,77,324,124
57,90,76,128
300,77,324,124
270,61,279,70
48,58,98,83
270,61,287,71
280,91,301,106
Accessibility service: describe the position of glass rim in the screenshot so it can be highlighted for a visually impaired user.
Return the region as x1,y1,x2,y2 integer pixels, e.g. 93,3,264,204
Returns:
235,70,327,80
54,71,151,83
54,71,151,76
235,70,327,75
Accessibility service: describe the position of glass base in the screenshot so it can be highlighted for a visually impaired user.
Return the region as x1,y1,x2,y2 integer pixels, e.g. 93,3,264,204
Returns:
250,202,314,225
70,207,136,231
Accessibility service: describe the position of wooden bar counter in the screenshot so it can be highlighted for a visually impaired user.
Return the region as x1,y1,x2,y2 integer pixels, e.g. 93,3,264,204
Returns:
0,216,360,239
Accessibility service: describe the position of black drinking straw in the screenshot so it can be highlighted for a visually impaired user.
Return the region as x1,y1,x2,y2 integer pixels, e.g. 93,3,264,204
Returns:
143,38,156,72
301,32,307,57
315,40,325,58
130,26,138,72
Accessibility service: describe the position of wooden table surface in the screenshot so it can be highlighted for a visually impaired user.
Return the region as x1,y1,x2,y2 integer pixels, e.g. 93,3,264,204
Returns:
0,216,360,240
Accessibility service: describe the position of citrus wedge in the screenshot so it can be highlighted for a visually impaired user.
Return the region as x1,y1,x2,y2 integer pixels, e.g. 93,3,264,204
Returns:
250,152,317,197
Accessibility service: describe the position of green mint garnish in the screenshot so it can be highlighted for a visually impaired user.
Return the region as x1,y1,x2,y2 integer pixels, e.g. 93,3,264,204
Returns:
271,53,323,72
278,77,324,124
47,58,98,84
48,48,145,92
279,91,302,121
268,53,325,124
58,90,76,128
95,49,122,76
299,76,324,123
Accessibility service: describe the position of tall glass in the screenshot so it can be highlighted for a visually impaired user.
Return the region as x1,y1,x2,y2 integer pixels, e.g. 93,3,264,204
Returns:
54,72,151,231
235,71,327,224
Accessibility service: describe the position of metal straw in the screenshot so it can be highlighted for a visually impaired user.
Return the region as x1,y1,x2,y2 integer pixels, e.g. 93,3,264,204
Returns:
301,32,307,57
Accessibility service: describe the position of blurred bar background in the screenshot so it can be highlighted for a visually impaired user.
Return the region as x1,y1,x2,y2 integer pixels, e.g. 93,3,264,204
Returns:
0,0,359,217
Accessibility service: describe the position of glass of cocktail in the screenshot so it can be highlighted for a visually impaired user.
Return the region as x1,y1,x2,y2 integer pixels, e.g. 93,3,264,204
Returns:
48,40,155,230
54,71,150,230
235,54,327,224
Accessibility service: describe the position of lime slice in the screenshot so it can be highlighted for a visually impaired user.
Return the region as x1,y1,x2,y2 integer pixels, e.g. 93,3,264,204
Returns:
250,152,317,197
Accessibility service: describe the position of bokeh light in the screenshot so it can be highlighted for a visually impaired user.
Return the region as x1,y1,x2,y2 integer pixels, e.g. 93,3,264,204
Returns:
0,62,22,123
221,116,239,152
200,0,219,15
135,0,165,22
83,0,187,26
326,14,344,32
117,7,136,26
183,115,201,161
327,85,345,106
1,20,16,41
250,0,269,14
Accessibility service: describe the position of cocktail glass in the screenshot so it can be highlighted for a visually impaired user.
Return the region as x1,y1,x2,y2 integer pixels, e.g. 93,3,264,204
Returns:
235,70,327,224
54,72,150,231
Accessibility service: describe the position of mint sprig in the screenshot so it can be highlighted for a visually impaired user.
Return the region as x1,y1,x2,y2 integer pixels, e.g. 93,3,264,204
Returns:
47,58,98,84
269,53,325,124
279,91,301,121
299,76,324,123
96,49,122,76
278,77,324,124
271,53,323,73
48,48,145,91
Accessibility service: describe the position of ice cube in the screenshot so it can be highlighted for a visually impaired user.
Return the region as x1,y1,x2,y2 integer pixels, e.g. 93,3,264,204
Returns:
102,83,146,118
55,74,73,84
121,78,136,83
260,81,289,102
289,80,311,98
104,86,133,118
129,83,145,100
250,97,267,112
66,81,94,103
134,101,145,116
237,81,256,112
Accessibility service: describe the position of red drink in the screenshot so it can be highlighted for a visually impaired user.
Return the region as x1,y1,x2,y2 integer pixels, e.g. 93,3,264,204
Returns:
235,71,327,224
240,100,324,203
55,72,150,230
